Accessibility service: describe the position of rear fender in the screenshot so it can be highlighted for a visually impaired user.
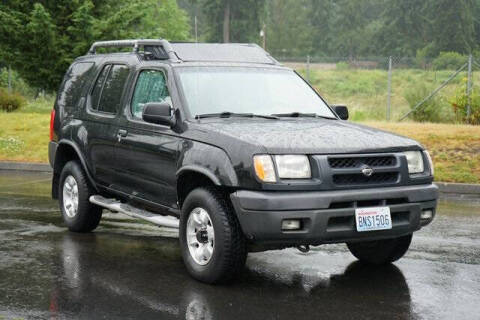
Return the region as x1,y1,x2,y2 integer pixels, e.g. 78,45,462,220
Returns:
52,140,97,198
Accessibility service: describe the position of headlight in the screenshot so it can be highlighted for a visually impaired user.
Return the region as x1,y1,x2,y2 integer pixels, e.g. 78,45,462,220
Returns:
403,151,424,174
424,150,434,175
253,155,276,182
253,154,312,182
275,155,311,179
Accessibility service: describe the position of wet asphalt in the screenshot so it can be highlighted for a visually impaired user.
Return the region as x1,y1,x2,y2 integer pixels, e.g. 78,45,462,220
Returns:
0,171,479,320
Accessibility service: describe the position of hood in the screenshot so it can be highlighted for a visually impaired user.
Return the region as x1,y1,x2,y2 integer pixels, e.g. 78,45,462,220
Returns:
185,118,423,155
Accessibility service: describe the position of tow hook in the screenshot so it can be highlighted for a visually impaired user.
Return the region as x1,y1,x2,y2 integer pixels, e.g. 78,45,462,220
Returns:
297,245,310,253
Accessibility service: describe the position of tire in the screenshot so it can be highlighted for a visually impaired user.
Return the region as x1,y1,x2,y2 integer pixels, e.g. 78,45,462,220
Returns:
179,187,247,284
59,160,102,233
346,234,412,265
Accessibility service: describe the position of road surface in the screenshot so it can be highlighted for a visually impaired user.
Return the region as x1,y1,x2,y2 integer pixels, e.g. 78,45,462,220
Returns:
0,171,479,319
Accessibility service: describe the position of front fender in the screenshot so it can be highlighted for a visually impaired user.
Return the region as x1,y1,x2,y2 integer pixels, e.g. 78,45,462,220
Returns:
177,140,238,187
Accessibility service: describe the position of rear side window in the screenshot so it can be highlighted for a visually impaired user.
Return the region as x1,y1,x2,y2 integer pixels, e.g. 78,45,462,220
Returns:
90,64,130,114
57,62,94,109
90,65,111,111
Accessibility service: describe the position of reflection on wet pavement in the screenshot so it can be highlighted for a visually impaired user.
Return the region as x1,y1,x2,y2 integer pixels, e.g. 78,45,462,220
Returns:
0,171,479,319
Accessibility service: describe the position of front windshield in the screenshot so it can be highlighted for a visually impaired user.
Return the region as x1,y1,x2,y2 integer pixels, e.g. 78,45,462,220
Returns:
176,67,336,118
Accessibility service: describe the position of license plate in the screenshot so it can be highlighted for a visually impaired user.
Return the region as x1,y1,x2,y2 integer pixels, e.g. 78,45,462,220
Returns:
355,207,392,232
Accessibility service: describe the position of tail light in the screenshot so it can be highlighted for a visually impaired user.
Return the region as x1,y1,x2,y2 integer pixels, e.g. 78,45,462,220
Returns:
50,109,56,141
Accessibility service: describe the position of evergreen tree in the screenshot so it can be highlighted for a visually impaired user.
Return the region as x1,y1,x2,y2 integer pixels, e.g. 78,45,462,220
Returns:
309,0,335,56
379,0,476,56
429,0,475,54
200,0,265,43
265,0,314,57
0,0,190,91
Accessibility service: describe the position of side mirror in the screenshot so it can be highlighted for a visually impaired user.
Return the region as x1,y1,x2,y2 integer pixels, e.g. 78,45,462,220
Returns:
332,105,349,120
142,102,175,126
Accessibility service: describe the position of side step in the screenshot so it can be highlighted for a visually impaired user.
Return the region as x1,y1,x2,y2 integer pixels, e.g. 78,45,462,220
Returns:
89,195,179,229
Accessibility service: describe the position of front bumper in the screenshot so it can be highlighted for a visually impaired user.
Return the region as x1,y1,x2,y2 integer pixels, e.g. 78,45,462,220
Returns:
230,184,438,246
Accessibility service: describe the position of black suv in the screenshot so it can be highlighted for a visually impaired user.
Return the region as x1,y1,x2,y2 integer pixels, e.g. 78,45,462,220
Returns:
49,39,438,284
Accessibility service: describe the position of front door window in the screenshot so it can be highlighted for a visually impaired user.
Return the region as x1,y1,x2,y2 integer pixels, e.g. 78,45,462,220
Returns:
131,70,170,119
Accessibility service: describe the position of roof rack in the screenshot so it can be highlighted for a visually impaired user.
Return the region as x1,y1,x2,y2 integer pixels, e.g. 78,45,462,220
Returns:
87,40,281,65
87,39,179,61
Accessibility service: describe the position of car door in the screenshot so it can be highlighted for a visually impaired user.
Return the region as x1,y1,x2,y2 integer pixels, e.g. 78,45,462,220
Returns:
113,67,181,209
81,63,130,187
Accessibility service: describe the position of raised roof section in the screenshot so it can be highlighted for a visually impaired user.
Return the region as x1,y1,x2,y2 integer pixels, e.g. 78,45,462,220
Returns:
170,43,278,64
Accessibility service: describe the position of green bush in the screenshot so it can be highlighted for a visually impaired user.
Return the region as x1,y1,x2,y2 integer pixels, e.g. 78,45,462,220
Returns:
18,95,54,114
449,79,480,125
415,44,435,69
404,84,444,122
432,52,467,70
0,68,33,97
0,88,27,112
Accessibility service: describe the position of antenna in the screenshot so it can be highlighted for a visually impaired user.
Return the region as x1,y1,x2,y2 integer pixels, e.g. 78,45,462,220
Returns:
195,16,198,43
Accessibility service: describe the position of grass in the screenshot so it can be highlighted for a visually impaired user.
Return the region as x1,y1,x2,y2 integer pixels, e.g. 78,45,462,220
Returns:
0,96,52,162
297,67,477,122
366,122,480,183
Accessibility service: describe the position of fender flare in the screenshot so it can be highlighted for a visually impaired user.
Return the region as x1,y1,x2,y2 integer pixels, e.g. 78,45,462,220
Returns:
55,139,98,191
176,165,222,186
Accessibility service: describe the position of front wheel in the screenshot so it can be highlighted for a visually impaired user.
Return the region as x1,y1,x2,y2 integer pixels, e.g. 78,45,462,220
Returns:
179,187,247,284
346,234,412,265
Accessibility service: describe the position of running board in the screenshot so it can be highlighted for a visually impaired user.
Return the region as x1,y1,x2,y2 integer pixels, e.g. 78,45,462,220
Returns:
89,195,179,229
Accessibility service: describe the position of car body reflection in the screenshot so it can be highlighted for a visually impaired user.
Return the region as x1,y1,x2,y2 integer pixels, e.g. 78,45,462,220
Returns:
51,233,412,319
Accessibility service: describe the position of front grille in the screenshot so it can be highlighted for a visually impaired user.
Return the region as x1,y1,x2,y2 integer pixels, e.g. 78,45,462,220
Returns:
333,172,398,186
315,153,404,189
328,197,409,209
328,156,396,168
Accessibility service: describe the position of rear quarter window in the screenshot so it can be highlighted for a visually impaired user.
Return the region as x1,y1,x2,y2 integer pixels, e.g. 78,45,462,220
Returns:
90,65,111,112
90,64,130,114
98,65,130,113
57,62,95,109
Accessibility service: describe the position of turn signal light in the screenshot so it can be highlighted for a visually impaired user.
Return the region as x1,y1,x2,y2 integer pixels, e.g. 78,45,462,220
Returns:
253,155,276,183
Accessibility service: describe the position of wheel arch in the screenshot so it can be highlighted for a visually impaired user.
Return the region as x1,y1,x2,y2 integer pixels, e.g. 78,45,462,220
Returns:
176,167,225,209
52,140,97,199
176,140,240,209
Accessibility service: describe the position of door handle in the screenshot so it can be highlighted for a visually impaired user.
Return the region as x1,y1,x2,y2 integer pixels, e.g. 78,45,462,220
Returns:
117,129,128,142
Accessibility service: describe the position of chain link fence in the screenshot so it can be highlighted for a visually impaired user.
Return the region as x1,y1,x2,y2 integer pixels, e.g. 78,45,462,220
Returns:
1,55,479,123
276,55,479,123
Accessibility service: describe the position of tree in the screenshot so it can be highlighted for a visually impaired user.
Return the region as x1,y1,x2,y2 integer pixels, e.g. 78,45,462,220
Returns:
177,0,207,41
309,0,335,56
326,0,384,57
429,0,475,55
379,0,476,57
0,0,190,92
265,0,315,57
200,0,265,43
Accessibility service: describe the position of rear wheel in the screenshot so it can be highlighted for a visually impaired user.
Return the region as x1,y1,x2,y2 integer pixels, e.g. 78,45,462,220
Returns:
59,161,102,232
179,187,247,284
347,234,412,265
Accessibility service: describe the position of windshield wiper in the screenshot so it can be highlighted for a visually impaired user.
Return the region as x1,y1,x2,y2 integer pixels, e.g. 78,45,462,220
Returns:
195,112,279,120
272,112,337,120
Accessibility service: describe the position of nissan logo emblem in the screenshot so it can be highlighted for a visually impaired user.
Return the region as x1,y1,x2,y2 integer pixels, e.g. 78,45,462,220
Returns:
361,167,374,177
